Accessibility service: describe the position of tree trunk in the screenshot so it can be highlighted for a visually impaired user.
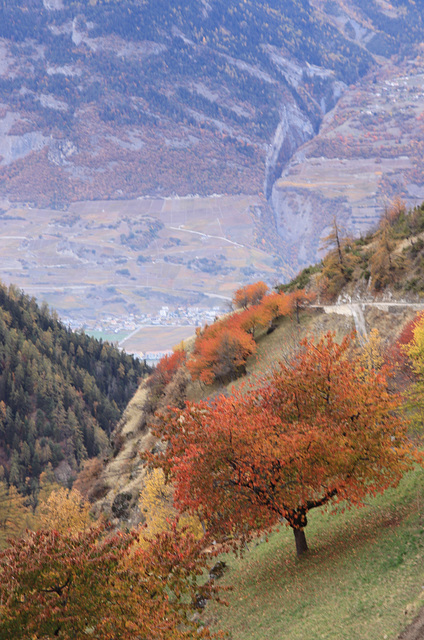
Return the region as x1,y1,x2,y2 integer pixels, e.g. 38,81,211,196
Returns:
293,527,308,556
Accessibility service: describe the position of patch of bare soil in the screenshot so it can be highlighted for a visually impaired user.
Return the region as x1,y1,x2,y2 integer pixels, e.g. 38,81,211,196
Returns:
398,608,424,640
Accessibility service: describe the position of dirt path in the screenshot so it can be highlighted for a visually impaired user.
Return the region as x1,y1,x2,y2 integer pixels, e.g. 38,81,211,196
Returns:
398,608,424,640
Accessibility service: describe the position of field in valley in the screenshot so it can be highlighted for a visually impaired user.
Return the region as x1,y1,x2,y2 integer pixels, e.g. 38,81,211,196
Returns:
0,193,285,354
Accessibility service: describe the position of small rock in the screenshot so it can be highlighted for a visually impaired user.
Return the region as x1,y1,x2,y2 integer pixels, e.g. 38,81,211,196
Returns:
193,594,208,610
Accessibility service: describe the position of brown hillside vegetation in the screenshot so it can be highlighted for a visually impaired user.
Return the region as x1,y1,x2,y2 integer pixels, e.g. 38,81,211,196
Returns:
281,199,424,301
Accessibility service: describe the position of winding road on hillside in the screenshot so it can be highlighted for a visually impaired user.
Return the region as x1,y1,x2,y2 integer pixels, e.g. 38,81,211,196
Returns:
168,225,245,248
315,300,424,338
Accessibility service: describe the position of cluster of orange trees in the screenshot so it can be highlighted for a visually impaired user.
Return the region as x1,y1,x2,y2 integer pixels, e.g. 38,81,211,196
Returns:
151,331,420,557
187,281,314,384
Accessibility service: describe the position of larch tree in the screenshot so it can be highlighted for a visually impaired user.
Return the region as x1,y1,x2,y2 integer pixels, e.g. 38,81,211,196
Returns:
0,482,33,549
139,468,203,539
320,217,346,268
318,218,359,298
36,487,91,533
369,202,407,291
404,312,424,427
151,332,418,557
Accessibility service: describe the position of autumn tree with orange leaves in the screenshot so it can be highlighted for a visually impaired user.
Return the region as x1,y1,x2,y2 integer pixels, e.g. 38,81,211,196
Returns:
187,319,257,384
151,332,418,557
0,522,221,639
233,281,269,309
187,284,311,385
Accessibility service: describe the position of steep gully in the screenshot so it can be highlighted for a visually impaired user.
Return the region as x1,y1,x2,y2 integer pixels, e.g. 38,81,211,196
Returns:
263,72,346,263
264,100,315,201
264,54,348,202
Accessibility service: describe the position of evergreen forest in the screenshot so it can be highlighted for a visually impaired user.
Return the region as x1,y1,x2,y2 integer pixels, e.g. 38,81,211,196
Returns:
0,282,147,499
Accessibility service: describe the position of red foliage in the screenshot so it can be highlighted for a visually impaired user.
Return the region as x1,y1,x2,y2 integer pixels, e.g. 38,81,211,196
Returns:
152,332,418,555
148,350,186,388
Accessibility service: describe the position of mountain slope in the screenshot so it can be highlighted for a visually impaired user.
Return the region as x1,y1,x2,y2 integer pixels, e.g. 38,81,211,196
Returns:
0,281,147,497
0,0,372,210
1,1,424,272
90,199,424,523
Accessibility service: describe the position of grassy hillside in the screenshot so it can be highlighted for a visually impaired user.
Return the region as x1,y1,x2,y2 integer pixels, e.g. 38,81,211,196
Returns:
86,200,424,640
194,202,424,640
207,465,424,640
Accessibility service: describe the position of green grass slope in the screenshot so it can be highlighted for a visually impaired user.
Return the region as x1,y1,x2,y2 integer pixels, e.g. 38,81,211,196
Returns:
208,466,424,640
95,200,424,639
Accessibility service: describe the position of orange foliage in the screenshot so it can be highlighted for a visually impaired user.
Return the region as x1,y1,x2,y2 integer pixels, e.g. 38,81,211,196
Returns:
233,281,269,309
187,284,312,384
237,304,272,337
153,332,418,556
261,291,293,322
187,320,256,384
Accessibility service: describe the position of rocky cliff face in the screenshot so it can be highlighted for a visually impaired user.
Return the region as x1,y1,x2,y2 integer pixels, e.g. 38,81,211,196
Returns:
270,54,424,267
267,1,424,267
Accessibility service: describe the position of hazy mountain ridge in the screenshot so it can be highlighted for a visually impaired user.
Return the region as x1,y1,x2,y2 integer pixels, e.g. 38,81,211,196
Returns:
0,0,372,212
1,1,424,285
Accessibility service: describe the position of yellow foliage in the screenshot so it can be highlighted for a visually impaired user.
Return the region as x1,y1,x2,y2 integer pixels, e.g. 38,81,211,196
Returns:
405,314,424,376
404,314,424,430
139,468,203,539
358,328,384,374
37,487,91,533
0,482,33,548
36,467,62,506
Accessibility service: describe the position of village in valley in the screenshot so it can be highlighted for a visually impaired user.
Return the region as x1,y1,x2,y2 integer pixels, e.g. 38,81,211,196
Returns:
63,304,225,362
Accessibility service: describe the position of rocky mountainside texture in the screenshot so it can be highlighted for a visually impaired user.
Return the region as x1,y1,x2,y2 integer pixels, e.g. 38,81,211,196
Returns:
1,0,424,270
